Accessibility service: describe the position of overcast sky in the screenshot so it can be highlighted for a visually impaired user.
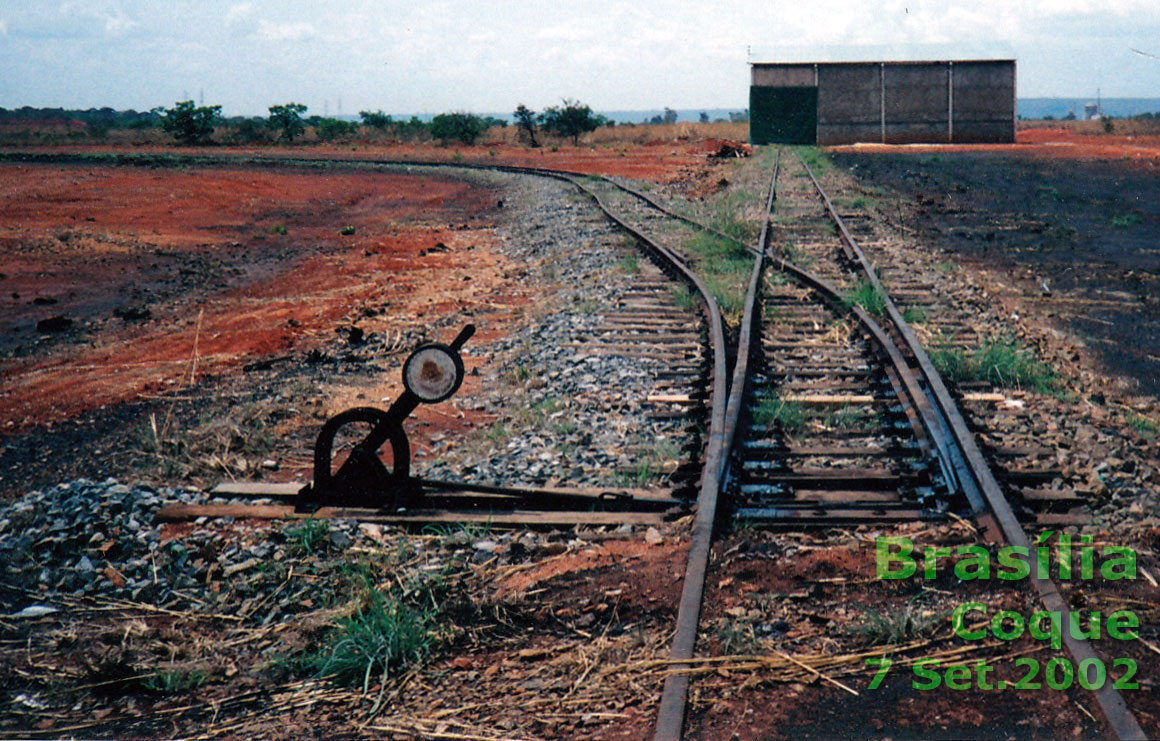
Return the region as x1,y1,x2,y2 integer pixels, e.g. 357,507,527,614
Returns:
2,0,1159,117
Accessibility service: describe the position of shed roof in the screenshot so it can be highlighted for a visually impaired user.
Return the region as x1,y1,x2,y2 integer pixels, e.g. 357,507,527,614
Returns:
749,42,1015,66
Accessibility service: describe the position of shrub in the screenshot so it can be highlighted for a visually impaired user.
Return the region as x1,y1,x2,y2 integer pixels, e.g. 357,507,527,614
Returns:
308,589,437,687
359,110,391,129
314,117,357,141
159,100,221,145
513,104,538,147
268,102,307,143
229,117,268,144
538,99,608,145
430,112,486,145
929,336,1057,393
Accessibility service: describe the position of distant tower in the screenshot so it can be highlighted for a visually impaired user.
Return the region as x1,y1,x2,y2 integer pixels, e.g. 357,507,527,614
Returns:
199,88,204,106
337,97,342,117
324,99,329,117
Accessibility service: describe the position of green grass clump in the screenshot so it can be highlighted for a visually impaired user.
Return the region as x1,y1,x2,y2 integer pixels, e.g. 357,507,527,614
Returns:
902,305,927,324
284,518,330,556
616,253,640,273
844,280,886,317
1111,212,1143,228
268,224,288,235
929,336,1056,393
681,232,752,320
1128,414,1159,440
751,389,804,430
339,225,356,236
141,668,207,695
308,589,437,689
850,599,945,645
669,285,699,311
797,146,832,174
717,622,762,655
824,404,875,430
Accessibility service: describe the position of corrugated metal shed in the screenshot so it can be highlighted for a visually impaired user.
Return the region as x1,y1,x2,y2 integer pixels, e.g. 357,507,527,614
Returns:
749,59,1016,145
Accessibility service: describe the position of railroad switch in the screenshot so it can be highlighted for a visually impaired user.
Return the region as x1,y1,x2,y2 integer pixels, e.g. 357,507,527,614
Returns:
297,324,474,512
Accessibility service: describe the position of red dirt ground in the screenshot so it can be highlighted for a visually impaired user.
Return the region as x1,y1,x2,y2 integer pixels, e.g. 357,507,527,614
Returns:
832,127,1160,168
1,165,505,432
16,138,728,185
1,133,1155,739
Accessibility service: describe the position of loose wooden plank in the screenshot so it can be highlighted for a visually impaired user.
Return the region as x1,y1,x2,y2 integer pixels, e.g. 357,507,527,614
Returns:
648,393,694,403
155,503,668,527
1019,488,1084,502
735,507,936,522
214,481,679,504
781,394,874,405
213,482,303,497
792,489,900,503
1035,512,1092,526
962,392,1009,403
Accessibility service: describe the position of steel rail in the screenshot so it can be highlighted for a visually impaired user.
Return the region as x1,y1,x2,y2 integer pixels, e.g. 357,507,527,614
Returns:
13,150,1136,737
795,153,1147,741
653,151,780,741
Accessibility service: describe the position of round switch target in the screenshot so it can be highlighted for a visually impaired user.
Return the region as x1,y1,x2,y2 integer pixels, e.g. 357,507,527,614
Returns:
403,344,464,403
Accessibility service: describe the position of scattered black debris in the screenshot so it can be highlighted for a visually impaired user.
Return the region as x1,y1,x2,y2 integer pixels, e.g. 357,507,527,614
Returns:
31,297,57,306
113,305,152,321
708,140,752,159
36,315,73,333
304,348,332,364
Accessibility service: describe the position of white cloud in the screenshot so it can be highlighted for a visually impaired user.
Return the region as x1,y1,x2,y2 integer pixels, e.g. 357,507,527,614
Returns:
0,19,7,36
225,3,253,28
536,24,592,41
252,20,316,42
103,10,135,36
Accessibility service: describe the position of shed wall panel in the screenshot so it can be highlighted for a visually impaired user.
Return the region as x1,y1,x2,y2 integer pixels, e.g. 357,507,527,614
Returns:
749,60,1015,145
952,62,1015,122
749,86,817,145
885,64,949,123
752,65,816,87
816,65,880,125
817,124,882,145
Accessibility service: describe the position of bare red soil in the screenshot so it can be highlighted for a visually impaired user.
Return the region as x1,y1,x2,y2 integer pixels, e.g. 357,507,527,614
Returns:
1,165,503,430
832,127,1160,168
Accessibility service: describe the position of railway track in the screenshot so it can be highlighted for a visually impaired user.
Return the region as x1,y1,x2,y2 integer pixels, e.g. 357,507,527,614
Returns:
6,151,1146,738
654,149,1146,740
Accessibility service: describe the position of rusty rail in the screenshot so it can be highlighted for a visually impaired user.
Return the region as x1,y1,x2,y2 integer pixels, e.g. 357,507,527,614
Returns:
8,150,1141,739
795,152,1146,741
653,151,780,741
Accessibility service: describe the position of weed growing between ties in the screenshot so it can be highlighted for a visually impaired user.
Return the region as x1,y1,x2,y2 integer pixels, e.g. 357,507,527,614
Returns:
669,285,700,311
615,437,683,487
849,597,946,645
796,146,832,175
902,305,927,324
751,388,804,431
844,279,886,317
1127,414,1159,440
929,335,1058,393
683,232,752,322
303,589,440,689
284,518,331,557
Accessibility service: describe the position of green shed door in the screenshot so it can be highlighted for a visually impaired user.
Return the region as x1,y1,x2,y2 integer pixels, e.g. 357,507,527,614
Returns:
749,86,817,145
